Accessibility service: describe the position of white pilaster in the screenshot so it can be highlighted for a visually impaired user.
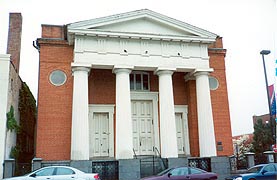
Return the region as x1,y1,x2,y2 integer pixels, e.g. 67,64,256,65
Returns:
0,54,10,180
71,66,90,160
195,71,217,157
114,68,133,159
156,70,178,158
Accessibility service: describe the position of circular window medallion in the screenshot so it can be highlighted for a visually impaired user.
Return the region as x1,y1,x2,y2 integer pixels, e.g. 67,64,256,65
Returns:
209,76,219,90
49,70,67,86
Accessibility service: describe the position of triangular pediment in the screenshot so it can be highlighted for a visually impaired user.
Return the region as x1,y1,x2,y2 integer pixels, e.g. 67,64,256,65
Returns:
90,17,197,37
68,9,217,44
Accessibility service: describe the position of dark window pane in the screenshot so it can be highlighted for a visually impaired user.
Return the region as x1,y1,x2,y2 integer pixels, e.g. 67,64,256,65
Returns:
35,168,55,176
135,74,142,90
143,74,149,90
130,74,134,90
56,167,75,175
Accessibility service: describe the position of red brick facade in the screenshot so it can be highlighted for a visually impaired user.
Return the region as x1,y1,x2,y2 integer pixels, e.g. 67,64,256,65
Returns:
36,24,233,160
36,25,73,160
209,38,233,156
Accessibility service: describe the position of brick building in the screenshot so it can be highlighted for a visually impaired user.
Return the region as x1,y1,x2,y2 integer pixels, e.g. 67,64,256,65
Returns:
0,13,36,179
35,9,233,178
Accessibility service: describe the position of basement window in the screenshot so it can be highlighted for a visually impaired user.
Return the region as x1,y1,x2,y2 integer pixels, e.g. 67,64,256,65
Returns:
130,72,150,91
49,70,67,86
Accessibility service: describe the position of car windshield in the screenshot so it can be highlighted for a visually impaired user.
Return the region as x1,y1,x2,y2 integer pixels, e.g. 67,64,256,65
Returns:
247,166,263,173
157,168,172,176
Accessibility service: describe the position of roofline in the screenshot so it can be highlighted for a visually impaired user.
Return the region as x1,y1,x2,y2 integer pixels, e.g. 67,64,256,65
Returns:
67,9,218,38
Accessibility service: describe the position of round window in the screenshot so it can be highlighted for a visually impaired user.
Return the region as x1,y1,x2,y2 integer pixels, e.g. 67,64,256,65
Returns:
49,70,67,86
209,76,219,90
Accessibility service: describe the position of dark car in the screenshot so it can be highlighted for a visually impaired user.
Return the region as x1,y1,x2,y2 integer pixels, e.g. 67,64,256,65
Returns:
225,163,277,180
141,166,217,180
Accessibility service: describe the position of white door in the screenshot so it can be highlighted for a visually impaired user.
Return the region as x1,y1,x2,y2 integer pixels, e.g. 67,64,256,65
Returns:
90,112,109,157
175,113,185,155
132,100,154,155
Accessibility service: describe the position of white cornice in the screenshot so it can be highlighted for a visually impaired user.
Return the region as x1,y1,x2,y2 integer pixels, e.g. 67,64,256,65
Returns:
68,29,216,45
0,54,11,61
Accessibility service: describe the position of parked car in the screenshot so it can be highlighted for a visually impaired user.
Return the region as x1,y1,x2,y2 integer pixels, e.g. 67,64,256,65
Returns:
3,166,100,180
225,163,277,180
141,166,217,180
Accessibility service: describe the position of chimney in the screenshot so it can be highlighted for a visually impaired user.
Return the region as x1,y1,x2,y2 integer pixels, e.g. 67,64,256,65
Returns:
6,13,22,73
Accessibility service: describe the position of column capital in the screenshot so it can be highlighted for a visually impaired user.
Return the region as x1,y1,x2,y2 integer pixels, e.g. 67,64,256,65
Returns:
184,68,213,81
71,62,91,73
113,68,132,74
72,66,91,74
155,68,176,76
193,68,213,77
194,71,210,77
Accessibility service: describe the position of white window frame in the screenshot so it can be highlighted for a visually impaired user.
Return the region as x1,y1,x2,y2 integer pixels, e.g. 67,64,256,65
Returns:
130,71,150,91
131,92,160,154
89,104,115,158
175,105,190,156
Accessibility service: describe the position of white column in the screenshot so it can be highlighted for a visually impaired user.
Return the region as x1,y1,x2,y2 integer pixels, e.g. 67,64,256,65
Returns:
114,68,133,159
195,71,217,157
156,70,178,158
71,66,90,160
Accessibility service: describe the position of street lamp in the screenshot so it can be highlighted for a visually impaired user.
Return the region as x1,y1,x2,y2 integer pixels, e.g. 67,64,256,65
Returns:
260,50,274,143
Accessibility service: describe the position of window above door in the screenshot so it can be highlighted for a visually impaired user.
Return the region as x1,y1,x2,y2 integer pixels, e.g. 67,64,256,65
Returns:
130,71,150,91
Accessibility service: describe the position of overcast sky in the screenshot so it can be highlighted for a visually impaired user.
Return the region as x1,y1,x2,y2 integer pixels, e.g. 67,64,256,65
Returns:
0,0,276,136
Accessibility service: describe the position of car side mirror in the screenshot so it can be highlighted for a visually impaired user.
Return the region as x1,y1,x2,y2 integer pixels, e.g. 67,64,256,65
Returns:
261,170,268,175
168,172,172,177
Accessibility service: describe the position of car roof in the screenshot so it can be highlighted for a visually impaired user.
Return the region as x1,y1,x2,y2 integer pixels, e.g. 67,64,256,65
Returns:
41,166,71,168
171,166,207,171
37,166,80,171
249,163,277,169
255,163,277,166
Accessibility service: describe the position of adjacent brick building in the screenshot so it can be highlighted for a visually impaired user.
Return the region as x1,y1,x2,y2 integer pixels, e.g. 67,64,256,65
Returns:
0,13,36,179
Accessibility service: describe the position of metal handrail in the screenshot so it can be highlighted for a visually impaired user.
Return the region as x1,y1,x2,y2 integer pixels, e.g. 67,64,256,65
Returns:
133,148,137,159
153,147,161,158
153,147,166,170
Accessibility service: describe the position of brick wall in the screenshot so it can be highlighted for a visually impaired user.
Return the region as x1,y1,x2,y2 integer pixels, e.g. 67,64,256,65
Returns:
173,72,187,105
36,29,73,160
208,37,233,156
185,80,200,156
88,69,116,104
7,13,22,73
41,24,65,39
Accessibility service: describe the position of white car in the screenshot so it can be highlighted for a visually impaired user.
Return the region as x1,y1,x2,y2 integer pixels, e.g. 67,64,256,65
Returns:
4,166,100,180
